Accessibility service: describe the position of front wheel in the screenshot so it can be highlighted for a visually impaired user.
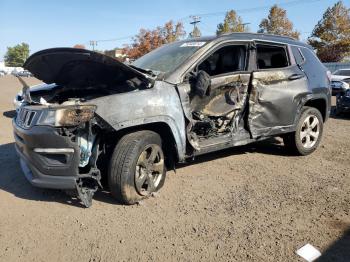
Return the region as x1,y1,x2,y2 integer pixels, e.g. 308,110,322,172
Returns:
108,131,166,204
283,107,324,156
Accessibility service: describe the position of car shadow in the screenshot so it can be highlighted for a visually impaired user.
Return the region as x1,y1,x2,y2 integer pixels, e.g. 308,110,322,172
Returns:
2,110,16,118
0,142,88,208
176,137,293,169
317,226,350,262
0,138,293,208
330,106,350,120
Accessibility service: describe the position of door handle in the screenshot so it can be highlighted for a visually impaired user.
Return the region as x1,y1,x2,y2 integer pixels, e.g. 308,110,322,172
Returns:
288,74,304,81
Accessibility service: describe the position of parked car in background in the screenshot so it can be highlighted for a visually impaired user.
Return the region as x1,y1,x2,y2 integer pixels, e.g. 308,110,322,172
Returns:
332,69,350,83
13,33,331,207
331,80,350,96
335,83,350,115
0,70,6,77
15,70,33,77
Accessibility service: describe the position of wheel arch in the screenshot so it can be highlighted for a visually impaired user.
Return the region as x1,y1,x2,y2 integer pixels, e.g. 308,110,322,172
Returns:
102,121,183,167
303,97,328,122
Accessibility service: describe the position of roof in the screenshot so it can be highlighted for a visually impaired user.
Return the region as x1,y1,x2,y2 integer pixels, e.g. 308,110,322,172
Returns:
183,32,311,49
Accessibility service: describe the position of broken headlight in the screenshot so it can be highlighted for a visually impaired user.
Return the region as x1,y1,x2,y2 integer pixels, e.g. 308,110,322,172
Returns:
37,105,97,127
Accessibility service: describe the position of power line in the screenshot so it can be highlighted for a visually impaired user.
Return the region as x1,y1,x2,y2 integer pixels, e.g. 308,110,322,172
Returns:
86,0,323,48
187,0,323,18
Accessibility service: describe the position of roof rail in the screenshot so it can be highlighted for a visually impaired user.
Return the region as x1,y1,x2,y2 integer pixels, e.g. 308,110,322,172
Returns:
221,32,296,41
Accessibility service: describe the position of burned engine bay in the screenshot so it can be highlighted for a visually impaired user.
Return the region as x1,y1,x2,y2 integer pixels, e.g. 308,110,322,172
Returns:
27,77,148,105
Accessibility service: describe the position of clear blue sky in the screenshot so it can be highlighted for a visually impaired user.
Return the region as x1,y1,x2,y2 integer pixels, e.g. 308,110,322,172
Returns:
0,0,345,59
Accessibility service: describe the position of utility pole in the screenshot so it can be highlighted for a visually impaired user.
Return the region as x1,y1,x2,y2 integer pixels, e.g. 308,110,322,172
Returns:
190,16,201,38
89,40,97,51
240,23,251,32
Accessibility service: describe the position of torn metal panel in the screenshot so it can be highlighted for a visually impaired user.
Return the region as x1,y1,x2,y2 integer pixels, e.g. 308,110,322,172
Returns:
91,81,187,161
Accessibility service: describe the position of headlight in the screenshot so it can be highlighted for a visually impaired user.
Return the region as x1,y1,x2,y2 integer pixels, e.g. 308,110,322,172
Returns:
37,105,97,127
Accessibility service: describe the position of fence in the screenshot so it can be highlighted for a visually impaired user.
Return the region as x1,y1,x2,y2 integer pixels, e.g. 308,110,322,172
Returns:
323,62,350,73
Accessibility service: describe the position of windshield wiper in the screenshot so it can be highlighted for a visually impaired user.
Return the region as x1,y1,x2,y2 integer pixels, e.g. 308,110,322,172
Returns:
129,65,160,77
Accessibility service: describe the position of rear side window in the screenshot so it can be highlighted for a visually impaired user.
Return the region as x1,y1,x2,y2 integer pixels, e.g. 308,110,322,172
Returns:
256,44,289,69
291,46,305,65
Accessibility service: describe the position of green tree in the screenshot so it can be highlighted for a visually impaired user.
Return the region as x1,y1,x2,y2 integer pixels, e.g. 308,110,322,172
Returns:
216,10,247,36
308,1,350,62
4,43,30,67
258,5,300,39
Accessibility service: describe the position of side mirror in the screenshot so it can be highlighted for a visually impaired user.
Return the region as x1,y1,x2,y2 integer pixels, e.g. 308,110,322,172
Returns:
194,70,211,98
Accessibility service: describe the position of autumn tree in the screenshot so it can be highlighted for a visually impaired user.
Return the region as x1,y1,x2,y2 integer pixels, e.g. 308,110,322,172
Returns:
4,43,30,67
216,10,246,36
123,20,185,59
258,5,300,39
308,1,350,62
73,44,86,49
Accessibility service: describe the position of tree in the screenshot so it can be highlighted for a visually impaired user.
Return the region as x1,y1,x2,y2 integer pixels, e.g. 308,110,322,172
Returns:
123,20,185,59
216,10,247,36
308,1,350,62
258,5,300,39
4,43,30,67
73,44,86,49
162,20,186,43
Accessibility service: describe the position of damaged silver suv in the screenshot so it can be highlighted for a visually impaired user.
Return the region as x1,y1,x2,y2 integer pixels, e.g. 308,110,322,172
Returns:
13,33,331,207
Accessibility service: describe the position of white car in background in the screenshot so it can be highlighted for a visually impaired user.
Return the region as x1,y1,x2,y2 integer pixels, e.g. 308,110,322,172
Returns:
332,69,350,82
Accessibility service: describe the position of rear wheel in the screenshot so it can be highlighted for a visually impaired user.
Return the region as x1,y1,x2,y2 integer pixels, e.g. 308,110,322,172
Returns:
283,107,323,156
108,131,166,204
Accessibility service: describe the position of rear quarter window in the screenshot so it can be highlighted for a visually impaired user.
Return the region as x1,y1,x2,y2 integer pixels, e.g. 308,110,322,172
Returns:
300,48,325,70
300,47,328,87
291,46,305,65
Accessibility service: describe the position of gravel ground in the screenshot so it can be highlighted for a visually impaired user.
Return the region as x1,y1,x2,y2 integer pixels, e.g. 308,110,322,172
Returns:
0,75,349,262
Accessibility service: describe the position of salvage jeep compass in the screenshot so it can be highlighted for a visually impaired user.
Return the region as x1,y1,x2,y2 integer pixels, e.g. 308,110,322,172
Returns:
13,33,331,207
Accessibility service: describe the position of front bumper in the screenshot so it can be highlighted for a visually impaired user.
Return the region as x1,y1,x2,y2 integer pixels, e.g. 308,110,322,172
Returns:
13,120,80,190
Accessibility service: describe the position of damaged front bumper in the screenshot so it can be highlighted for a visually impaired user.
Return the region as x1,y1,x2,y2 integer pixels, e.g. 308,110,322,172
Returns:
13,120,80,190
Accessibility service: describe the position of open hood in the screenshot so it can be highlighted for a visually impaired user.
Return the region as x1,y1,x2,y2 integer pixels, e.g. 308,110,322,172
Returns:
23,48,149,87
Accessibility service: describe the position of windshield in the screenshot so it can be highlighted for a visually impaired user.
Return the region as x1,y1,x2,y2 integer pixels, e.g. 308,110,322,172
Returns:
334,69,350,76
132,41,207,73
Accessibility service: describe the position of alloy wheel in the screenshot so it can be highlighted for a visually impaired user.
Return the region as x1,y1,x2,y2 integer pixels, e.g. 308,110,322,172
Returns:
135,144,164,196
300,115,320,149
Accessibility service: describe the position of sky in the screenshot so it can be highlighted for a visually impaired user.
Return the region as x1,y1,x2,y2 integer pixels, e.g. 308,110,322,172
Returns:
0,0,346,59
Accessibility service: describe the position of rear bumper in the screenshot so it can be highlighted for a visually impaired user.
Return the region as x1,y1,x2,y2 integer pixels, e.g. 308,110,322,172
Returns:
13,120,80,190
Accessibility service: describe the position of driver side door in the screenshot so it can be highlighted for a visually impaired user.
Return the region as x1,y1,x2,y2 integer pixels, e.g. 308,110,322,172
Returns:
190,42,253,125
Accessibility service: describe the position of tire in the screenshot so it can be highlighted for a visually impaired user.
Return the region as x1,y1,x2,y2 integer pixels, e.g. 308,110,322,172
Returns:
283,107,324,156
108,130,166,204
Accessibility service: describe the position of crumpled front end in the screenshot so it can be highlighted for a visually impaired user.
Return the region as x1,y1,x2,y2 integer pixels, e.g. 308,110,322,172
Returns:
13,102,105,207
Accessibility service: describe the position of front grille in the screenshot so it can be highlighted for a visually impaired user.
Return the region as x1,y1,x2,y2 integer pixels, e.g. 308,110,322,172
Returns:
16,108,37,129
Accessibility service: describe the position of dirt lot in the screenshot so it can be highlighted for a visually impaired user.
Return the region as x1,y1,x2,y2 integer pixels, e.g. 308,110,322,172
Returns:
0,75,349,262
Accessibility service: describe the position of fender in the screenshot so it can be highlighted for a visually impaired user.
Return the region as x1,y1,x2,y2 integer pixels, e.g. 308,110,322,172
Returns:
90,81,187,161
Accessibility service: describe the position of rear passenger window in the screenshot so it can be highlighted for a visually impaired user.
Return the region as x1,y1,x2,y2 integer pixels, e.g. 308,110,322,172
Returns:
291,46,305,65
256,44,289,69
